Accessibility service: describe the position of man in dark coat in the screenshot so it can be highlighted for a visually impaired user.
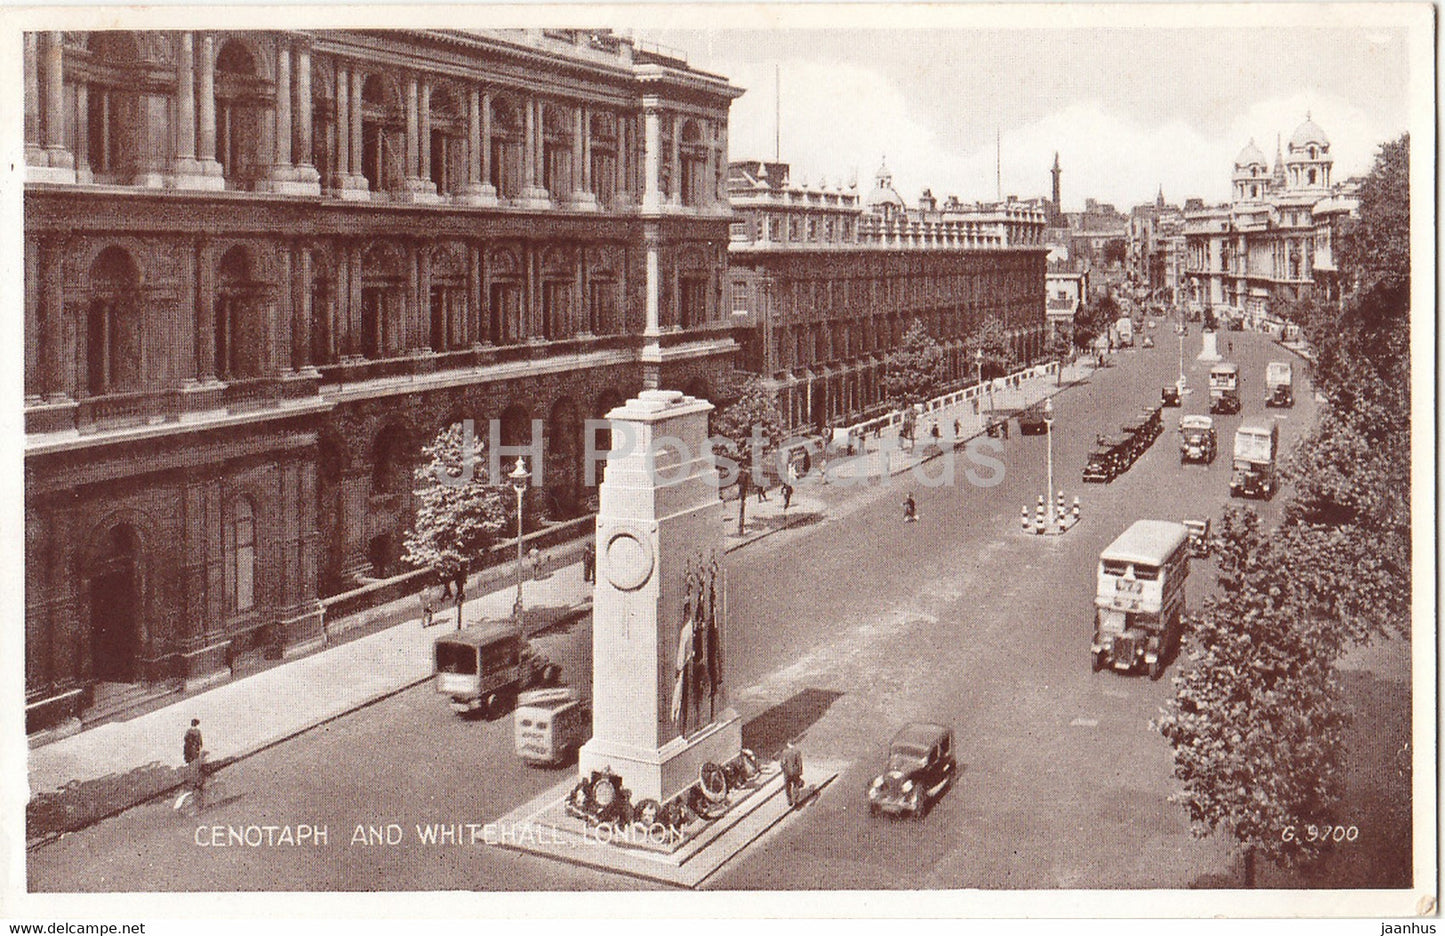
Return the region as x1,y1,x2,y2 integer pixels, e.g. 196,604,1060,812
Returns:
780,739,805,807
183,718,203,765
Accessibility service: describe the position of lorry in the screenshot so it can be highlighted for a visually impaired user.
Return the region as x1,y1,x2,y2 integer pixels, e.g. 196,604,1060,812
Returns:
1091,520,1191,680
514,687,590,767
1115,317,1134,348
1265,361,1295,408
1178,414,1217,464
1208,362,1241,415
434,624,561,718
1229,420,1280,499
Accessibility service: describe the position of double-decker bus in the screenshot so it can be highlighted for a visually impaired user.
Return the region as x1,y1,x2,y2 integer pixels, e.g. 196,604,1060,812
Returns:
1090,520,1190,680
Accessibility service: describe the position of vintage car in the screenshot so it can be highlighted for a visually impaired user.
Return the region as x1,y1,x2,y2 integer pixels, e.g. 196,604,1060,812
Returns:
1017,406,1049,436
1183,518,1213,558
1137,404,1164,444
1178,414,1217,465
1161,385,1182,408
1141,335,1156,349
1119,417,1150,464
867,723,956,819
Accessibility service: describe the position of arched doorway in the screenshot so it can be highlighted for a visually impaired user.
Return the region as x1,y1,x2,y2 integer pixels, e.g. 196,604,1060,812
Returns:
84,33,142,184
89,524,140,683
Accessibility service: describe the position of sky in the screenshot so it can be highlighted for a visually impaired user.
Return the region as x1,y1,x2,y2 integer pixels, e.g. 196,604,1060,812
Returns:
643,22,1411,212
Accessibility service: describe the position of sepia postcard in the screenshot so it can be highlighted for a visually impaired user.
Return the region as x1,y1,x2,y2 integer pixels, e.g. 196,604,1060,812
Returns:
1,2,1435,931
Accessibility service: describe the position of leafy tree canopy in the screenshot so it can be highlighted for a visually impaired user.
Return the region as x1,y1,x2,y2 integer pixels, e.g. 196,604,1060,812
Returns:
964,316,1015,382
403,422,512,583
711,370,786,467
883,318,946,407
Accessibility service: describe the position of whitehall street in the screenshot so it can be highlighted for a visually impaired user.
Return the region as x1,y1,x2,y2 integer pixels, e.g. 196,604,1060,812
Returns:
31,326,1408,892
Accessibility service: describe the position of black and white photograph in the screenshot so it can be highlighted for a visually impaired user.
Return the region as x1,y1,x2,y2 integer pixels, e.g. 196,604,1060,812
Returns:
3,2,1435,928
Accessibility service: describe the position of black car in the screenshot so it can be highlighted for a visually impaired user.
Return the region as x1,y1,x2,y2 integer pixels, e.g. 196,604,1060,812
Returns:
867,723,956,818
1161,385,1181,407
1017,407,1048,435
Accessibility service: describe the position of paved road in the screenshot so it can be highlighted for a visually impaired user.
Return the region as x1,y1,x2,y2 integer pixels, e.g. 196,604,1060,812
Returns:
31,327,1351,892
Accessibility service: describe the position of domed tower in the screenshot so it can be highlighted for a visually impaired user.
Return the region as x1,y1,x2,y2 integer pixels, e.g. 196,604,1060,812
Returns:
1232,138,1269,202
864,156,907,222
1285,113,1332,191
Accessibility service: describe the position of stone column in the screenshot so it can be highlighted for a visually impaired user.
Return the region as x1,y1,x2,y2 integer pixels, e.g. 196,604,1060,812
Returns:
418,245,433,349
293,42,319,189
350,70,364,189
36,32,74,181
570,105,596,211
641,100,661,211
405,75,419,182
419,82,431,181
196,34,222,180
175,32,196,162
404,241,419,353
271,43,293,178
461,86,496,205
348,243,363,355
518,97,550,207
171,31,221,190
334,66,350,184
615,112,628,206
40,237,70,401
641,225,662,388
668,113,681,207
294,243,313,370
196,238,217,381
74,82,90,183
24,33,43,165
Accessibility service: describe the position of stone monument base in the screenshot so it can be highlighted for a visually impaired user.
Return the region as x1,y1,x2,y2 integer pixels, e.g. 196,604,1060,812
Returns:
1197,329,1222,361
578,711,742,804
489,757,843,888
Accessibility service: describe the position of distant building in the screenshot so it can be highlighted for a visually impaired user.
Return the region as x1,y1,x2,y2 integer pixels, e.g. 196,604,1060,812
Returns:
1045,270,1088,344
1127,188,1185,304
727,159,1048,430
1184,115,1358,327
1067,197,1129,283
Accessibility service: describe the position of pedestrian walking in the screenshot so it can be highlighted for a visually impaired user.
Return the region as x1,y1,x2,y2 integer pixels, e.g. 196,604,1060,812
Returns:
756,479,769,503
421,590,435,628
183,718,203,766
953,418,961,440
930,423,941,443
903,492,918,523
780,481,794,511
780,739,805,808
582,541,596,583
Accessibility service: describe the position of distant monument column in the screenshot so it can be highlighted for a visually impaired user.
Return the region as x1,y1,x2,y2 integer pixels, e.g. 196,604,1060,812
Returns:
578,390,741,804
1198,329,1221,361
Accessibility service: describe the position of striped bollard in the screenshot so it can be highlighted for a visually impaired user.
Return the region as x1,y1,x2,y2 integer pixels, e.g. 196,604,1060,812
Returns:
1073,496,1081,524
1034,499,1045,533
1021,506,1031,531
1057,490,1066,518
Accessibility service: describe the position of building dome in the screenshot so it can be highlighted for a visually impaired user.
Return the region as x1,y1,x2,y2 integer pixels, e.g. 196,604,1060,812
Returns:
1289,113,1329,150
865,158,906,211
1234,139,1267,170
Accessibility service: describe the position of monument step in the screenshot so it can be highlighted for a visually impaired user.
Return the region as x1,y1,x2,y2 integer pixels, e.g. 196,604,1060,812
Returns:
490,759,845,888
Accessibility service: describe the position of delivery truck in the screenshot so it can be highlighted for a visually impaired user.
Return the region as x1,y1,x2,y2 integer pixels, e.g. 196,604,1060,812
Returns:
1265,361,1294,408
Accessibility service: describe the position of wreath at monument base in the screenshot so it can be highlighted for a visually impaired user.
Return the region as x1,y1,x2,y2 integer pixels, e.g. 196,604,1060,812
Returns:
565,769,634,828
565,749,765,837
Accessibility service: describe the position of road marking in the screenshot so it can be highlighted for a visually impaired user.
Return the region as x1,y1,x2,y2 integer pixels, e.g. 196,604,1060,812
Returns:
1102,689,1129,699
1070,718,1099,727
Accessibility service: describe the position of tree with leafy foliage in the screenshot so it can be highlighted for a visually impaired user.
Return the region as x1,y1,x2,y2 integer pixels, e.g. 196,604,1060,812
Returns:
881,318,945,411
1073,292,1117,352
1103,238,1128,267
1280,133,1410,648
1155,509,1350,887
403,422,512,618
964,316,1015,381
710,371,785,535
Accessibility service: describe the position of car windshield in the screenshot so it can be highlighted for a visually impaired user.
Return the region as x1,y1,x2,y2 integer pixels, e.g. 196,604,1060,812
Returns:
887,747,929,772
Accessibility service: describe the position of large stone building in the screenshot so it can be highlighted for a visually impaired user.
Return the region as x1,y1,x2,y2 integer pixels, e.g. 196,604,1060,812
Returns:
726,159,1048,431
23,29,742,728
1183,115,1357,326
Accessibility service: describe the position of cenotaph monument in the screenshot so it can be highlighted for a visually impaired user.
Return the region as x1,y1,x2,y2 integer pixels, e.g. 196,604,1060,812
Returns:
577,389,741,804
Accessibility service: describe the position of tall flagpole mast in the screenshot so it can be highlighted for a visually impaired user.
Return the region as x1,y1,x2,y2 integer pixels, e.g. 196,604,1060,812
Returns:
996,128,1001,201
775,64,781,160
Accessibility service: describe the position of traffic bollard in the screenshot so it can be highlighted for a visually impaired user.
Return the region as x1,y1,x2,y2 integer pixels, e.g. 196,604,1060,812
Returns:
1021,506,1031,531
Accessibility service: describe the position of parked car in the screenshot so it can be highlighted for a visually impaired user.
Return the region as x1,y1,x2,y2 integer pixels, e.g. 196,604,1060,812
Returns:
1161,385,1182,407
867,723,957,819
1017,407,1048,435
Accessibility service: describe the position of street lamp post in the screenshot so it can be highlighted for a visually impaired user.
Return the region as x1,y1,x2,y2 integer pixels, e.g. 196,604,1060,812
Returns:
975,348,988,433
1177,307,1186,391
509,456,530,641
1043,397,1055,531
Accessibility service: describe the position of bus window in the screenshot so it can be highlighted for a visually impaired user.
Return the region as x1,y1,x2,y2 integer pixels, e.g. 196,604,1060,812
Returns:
1102,559,1129,577
1134,564,1160,581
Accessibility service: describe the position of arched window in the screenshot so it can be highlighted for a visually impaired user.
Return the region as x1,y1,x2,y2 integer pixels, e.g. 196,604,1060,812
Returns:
214,40,268,191
85,247,142,395
85,33,141,183
215,246,265,379
490,98,523,200
226,498,256,614
361,75,405,194
428,86,464,196
542,104,573,198
679,119,708,207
